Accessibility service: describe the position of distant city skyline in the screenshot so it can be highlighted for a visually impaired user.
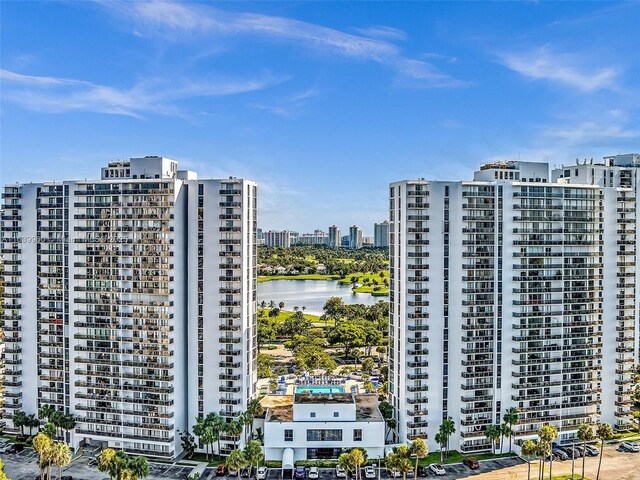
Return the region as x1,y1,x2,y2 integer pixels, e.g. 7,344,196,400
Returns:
2,2,639,232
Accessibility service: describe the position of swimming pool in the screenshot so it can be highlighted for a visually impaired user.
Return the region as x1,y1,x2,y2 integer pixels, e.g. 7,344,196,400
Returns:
295,385,345,394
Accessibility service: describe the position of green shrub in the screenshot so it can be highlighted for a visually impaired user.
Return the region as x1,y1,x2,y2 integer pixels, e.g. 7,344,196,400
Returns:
265,345,278,350
265,461,283,468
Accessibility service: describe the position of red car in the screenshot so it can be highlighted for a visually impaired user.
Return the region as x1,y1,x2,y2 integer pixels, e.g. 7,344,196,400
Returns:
462,458,480,470
216,465,226,476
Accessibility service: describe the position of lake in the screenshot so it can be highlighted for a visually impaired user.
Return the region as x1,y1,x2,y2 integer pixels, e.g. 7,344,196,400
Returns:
257,280,384,315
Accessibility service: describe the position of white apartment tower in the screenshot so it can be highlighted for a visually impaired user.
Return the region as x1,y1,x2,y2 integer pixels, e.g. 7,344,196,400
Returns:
0,156,257,459
389,157,639,454
374,221,390,248
264,230,292,248
328,226,341,248
349,225,363,250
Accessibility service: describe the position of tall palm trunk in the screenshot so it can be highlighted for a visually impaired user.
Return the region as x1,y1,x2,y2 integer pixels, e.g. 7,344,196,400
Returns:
596,442,604,480
581,443,586,480
526,461,531,480
548,455,553,480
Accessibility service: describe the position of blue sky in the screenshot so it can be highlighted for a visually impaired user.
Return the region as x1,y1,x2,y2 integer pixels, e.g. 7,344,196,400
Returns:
1,1,639,234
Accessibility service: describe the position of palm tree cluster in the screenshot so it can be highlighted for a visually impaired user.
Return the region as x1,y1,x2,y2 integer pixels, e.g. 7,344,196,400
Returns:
385,440,427,480
12,410,40,437
225,440,264,480
338,448,367,480
13,405,76,442
97,448,150,480
191,399,264,458
484,407,519,454
32,433,72,480
433,417,455,461
520,421,614,480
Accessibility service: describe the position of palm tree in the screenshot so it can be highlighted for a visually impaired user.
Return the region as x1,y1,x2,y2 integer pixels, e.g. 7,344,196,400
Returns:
211,415,225,455
577,423,594,480
226,449,247,480
384,452,398,480
500,423,511,454
348,448,366,480
440,417,455,459
13,410,27,436
226,420,244,449
485,425,501,455
538,425,558,480
410,438,428,478
243,440,264,475
27,414,40,436
521,439,537,480
535,439,551,480
246,399,264,440
127,456,150,480
339,452,354,479
503,408,519,453
50,411,63,439
33,433,53,480
278,302,285,310
396,456,413,480
98,448,117,480
50,441,72,480
434,431,445,463
42,422,57,439
60,415,76,443
595,423,614,480
38,405,56,423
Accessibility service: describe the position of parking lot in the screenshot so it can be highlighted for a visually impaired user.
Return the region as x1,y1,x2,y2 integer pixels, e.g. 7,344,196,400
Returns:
3,446,638,480
1,448,196,480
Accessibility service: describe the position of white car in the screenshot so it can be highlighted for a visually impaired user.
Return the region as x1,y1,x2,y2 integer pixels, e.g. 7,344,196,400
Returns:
620,441,640,452
0,443,11,454
308,467,319,479
257,467,268,480
336,466,347,478
364,466,376,479
387,470,401,478
428,464,445,476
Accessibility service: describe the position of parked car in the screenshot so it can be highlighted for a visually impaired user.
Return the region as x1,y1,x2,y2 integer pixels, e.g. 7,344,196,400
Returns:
61,477,73,480
295,466,306,479
584,444,599,456
336,466,347,478
10,443,24,454
561,447,579,459
364,466,376,479
552,449,568,461
216,465,227,476
0,443,12,454
228,468,238,477
241,467,252,478
309,467,319,479
428,464,445,476
619,441,640,453
386,469,401,478
462,458,480,470
416,466,428,477
257,467,268,480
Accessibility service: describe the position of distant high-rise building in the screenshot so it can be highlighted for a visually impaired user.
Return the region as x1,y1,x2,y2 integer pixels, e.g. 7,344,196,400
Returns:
389,156,638,454
362,236,374,246
0,156,257,459
341,235,350,248
328,225,341,248
295,230,329,245
264,230,292,248
349,225,362,249
374,220,389,247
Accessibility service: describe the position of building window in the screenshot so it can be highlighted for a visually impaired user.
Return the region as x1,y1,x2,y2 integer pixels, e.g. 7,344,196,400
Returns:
354,429,362,441
333,412,339,418
310,412,316,418
307,429,342,441
284,430,293,442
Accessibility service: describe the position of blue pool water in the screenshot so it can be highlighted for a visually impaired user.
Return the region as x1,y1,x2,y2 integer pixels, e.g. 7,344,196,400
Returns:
295,386,345,394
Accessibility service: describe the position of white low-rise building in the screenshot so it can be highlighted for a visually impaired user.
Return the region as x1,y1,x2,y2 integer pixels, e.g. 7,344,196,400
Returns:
263,393,385,462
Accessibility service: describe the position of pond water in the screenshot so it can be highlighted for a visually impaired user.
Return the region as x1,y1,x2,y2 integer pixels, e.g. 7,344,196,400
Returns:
257,279,384,316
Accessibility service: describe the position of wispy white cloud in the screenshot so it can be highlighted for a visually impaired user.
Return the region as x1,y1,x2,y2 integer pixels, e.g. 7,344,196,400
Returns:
101,0,464,88
498,45,620,92
0,69,283,117
545,121,638,144
352,25,407,41
250,87,321,117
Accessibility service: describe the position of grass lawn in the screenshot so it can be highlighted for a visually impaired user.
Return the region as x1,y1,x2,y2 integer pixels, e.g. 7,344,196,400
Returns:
551,476,591,480
258,274,341,283
259,309,322,324
338,271,389,296
419,451,514,465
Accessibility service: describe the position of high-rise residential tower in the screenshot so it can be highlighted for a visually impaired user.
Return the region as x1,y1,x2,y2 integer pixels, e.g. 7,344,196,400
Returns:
328,225,341,248
374,221,389,248
349,225,363,250
264,230,292,248
0,156,257,459
389,157,639,454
